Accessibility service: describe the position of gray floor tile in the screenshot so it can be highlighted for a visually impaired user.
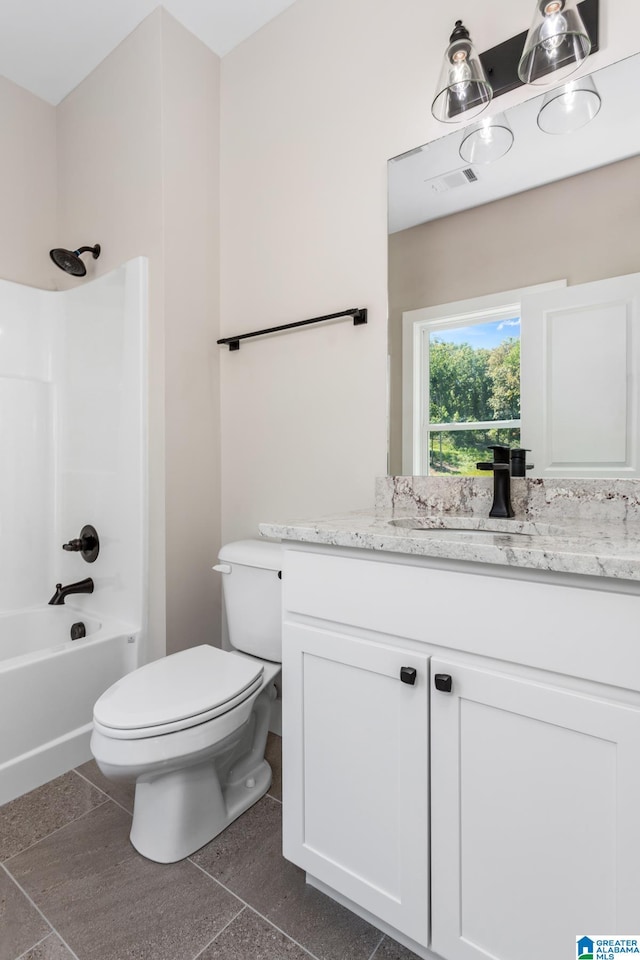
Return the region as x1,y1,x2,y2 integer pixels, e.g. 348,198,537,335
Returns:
191,797,282,888
74,759,136,813
0,868,50,960
192,798,381,960
200,908,312,960
265,733,282,802
373,937,423,960
0,772,106,862
19,933,75,960
7,802,242,960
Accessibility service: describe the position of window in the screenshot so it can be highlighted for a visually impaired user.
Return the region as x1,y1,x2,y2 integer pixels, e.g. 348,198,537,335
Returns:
428,311,520,475
401,282,566,475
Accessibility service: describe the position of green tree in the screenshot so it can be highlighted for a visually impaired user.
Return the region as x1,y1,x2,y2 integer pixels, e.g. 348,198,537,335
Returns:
429,340,492,425
487,338,520,420
428,332,521,474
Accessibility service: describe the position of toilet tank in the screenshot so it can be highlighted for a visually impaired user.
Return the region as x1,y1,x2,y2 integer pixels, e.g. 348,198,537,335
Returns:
217,540,283,662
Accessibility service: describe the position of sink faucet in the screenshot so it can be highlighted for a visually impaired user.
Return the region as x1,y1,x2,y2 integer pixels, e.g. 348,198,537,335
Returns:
510,448,533,477
477,445,535,518
477,444,514,518
48,577,94,606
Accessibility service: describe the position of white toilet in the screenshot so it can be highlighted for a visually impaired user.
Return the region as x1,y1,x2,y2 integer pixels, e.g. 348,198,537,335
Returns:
90,540,282,863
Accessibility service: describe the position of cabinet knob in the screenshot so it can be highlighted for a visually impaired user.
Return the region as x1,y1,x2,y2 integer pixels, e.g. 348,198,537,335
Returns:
400,667,417,685
434,674,453,693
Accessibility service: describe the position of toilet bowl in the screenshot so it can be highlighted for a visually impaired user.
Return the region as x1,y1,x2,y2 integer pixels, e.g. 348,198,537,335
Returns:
90,540,282,863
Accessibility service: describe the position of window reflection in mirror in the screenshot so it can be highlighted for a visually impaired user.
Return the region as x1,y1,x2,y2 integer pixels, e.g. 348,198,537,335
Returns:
428,316,520,477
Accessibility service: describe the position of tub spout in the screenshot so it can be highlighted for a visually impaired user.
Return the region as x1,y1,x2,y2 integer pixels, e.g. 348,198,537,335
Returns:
48,577,94,606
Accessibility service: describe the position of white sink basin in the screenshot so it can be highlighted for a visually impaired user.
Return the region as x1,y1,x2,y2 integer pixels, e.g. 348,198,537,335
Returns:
388,517,566,539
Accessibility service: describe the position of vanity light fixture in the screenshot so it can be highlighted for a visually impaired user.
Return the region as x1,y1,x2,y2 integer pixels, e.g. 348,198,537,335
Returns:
430,0,599,125
459,113,514,164
518,0,591,85
537,74,601,134
431,21,493,123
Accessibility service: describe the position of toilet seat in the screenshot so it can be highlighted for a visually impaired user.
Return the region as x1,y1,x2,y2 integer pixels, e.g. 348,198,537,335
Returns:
93,644,264,740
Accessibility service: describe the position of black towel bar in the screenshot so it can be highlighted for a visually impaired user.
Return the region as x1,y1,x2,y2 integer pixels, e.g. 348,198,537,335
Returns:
217,307,367,351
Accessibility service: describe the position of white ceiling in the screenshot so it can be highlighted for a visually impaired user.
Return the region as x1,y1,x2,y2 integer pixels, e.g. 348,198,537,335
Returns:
0,0,298,105
388,53,640,234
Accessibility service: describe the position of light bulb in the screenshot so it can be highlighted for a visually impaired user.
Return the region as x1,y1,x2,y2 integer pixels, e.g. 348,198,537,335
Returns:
478,120,494,142
449,53,472,101
540,8,568,55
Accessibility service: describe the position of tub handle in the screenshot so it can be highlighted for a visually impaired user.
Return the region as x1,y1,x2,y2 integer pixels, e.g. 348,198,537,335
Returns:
62,525,100,563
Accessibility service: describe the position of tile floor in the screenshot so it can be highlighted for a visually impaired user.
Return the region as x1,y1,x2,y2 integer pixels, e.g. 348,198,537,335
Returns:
1,735,420,960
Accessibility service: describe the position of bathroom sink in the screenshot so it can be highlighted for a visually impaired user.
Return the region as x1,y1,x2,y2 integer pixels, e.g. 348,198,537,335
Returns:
396,527,532,542
388,517,566,539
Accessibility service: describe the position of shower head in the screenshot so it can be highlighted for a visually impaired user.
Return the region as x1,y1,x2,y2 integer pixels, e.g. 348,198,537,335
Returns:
49,244,101,277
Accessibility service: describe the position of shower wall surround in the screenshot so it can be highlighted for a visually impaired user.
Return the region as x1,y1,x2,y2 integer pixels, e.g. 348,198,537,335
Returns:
0,282,54,609
0,258,147,639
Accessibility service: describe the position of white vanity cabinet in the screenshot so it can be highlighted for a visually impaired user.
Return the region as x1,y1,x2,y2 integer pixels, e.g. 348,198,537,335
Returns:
281,544,640,960
430,658,640,960
283,622,431,944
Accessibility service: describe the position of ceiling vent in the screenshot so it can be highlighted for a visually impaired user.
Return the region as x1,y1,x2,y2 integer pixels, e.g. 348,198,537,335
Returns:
426,167,479,194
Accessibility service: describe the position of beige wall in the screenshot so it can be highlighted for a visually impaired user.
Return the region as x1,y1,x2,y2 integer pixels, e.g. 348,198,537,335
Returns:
0,75,56,288
161,13,222,653
220,0,640,540
56,10,221,657
388,153,640,473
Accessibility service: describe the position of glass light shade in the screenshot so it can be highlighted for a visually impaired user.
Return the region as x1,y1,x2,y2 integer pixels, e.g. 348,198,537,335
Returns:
518,0,591,86
459,114,514,164
537,75,601,133
431,21,493,124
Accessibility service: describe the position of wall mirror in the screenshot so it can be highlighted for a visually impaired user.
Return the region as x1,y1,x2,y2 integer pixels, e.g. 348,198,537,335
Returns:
388,52,640,479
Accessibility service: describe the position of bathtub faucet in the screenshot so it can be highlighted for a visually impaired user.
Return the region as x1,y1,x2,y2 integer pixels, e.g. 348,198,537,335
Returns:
48,577,94,606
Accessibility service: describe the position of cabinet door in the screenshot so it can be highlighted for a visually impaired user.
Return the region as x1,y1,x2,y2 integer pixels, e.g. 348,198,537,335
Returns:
431,658,640,960
283,622,430,946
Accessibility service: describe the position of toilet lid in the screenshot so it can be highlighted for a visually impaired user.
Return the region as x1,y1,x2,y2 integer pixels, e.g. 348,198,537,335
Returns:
93,645,264,732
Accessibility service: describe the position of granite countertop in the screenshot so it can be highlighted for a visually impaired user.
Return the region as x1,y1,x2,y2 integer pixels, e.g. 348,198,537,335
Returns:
258,478,640,583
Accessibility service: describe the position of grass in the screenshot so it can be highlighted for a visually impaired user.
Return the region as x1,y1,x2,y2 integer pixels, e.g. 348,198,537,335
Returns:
429,429,520,476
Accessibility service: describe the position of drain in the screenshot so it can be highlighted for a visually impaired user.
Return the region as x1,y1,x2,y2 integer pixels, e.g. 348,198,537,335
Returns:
70,622,86,641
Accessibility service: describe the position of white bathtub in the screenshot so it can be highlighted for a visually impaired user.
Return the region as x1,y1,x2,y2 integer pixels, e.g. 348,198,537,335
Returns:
0,605,139,805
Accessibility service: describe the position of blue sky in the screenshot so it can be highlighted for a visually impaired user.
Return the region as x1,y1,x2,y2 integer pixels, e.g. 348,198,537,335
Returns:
431,318,520,350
